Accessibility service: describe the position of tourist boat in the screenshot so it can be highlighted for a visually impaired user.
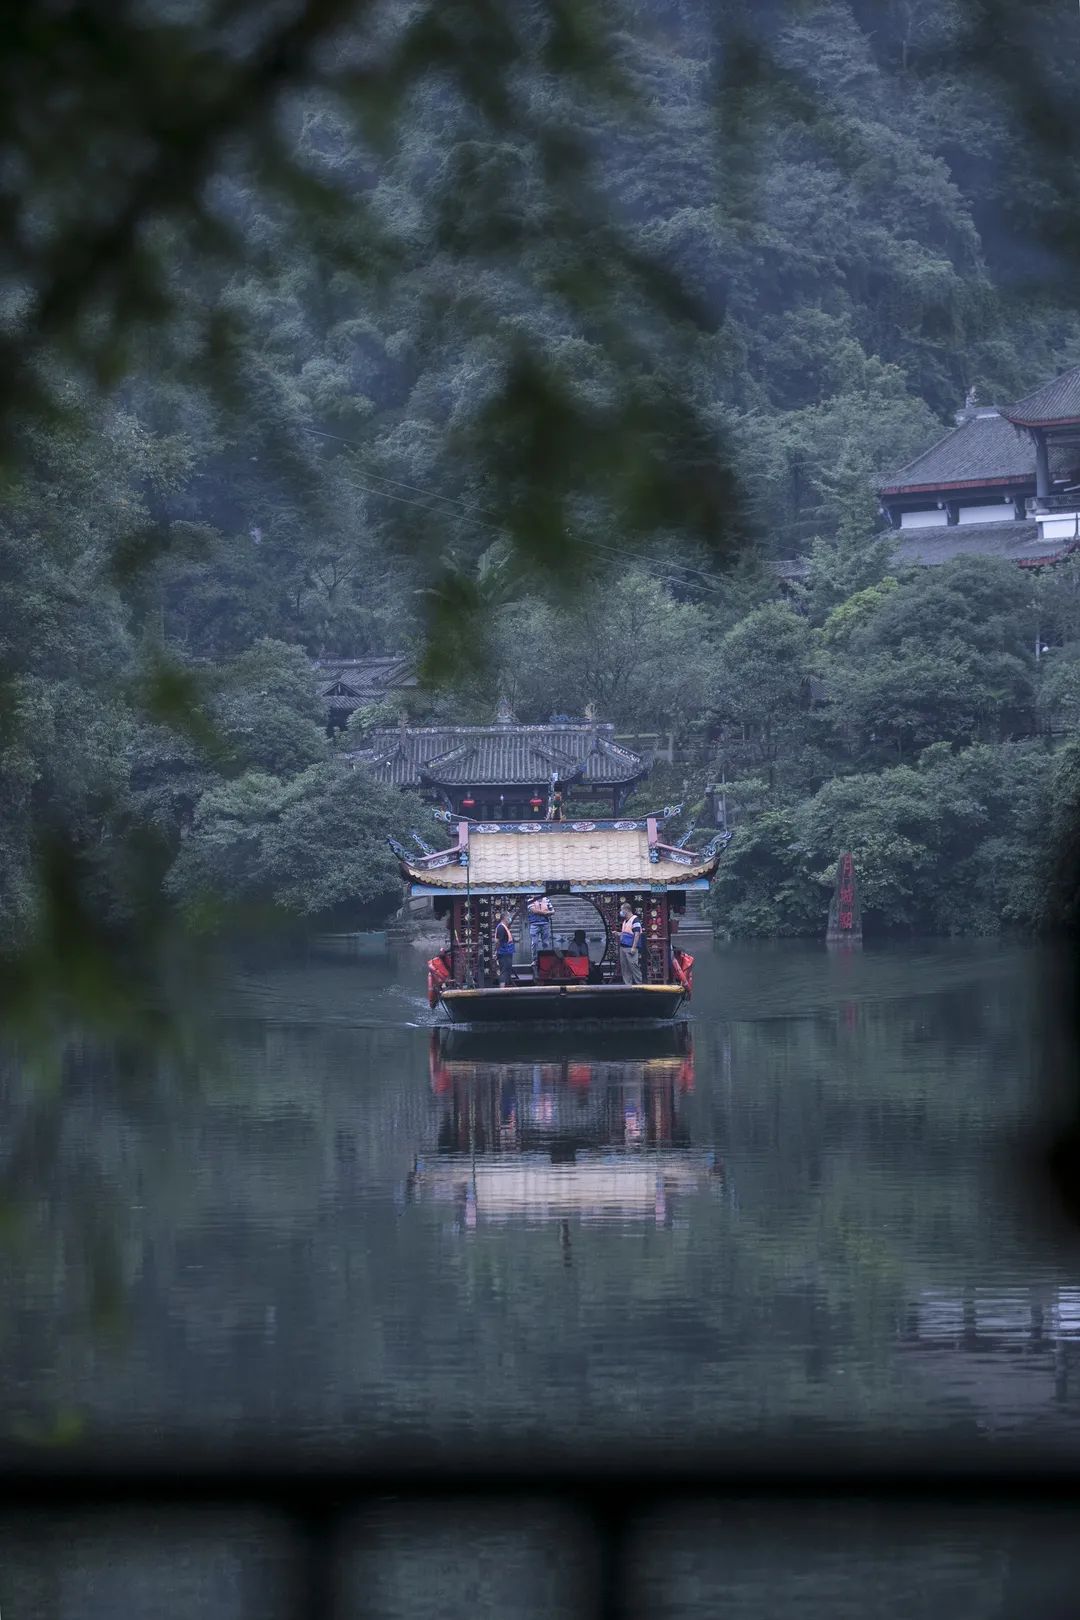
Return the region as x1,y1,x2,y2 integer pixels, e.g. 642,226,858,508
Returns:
391,811,728,1024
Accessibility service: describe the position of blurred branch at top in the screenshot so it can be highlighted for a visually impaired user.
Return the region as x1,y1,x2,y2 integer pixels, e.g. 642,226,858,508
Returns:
0,0,742,1044
0,0,740,620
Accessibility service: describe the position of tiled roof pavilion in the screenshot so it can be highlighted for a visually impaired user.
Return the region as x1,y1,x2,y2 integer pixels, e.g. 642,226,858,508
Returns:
1004,364,1080,428
775,520,1080,579
353,718,645,791
774,362,1080,580
879,363,1080,504
878,410,1073,496
315,655,417,723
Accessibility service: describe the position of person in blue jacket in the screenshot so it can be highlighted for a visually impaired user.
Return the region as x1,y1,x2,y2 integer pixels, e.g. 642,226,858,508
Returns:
527,893,554,955
494,910,516,987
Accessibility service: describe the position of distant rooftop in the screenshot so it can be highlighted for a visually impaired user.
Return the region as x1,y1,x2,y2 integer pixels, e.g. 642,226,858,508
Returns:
776,519,1077,579
352,717,646,789
314,654,417,714
877,410,1078,495
1004,363,1080,429
887,519,1069,568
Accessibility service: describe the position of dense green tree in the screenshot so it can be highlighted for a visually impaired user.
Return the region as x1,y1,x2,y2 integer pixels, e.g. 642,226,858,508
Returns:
212,639,327,776
824,558,1037,757
712,603,817,772
713,740,1055,936
492,571,719,731
168,766,424,929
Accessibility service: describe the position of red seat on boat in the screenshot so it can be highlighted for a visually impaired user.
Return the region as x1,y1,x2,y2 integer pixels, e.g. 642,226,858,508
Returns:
536,951,589,982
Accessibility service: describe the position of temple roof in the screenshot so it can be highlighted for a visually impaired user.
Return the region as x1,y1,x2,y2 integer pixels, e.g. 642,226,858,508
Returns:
1004,364,1080,428
402,824,719,891
879,410,1043,495
889,520,1073,568
315,654,416,710
353,722,645,788
775,519,1075,578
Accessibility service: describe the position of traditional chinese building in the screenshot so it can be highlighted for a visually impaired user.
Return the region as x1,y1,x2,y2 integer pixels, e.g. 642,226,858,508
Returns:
315,653,417,734
875,365,1080,569
351,700,648,818
780,363,1080,579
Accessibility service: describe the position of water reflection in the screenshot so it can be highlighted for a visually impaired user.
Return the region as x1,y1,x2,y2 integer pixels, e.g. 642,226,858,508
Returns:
2,938,1079,1457
5,938,1080,1617
898,1286,1080,1429
412,1027,722,1227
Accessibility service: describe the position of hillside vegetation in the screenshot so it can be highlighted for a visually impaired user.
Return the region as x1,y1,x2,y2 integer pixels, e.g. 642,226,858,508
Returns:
4,0,1080,994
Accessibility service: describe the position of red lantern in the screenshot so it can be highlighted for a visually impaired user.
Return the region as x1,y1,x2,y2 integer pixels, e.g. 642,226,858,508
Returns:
530,796,543,809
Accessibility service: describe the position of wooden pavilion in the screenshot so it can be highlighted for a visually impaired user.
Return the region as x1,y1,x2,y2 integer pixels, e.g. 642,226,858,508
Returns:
354,699,648,818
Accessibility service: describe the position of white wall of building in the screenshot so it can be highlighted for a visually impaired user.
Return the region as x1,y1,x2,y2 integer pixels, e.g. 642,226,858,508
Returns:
957,502,1015,525
1037,512,1080,541
899,508,947,529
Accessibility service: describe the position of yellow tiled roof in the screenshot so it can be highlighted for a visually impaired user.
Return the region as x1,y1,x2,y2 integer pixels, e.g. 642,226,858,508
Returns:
405,827,715,889
413,1154,712,1216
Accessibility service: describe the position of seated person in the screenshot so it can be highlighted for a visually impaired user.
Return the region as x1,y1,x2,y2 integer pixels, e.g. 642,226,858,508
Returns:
565,929,589,959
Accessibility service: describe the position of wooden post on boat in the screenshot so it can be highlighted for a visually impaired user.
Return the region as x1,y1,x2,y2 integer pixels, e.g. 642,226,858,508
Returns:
827,851,862,945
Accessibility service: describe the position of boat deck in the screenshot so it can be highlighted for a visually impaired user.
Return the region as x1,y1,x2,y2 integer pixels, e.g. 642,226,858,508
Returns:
438,983,686,1023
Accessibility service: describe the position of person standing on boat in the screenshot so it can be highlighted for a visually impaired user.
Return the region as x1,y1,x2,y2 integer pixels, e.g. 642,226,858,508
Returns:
527,893,554,955
495,910,516,987
618,902,643,984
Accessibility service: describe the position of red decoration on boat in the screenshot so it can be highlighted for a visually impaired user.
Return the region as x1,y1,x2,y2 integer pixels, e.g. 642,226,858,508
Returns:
427,952,452,1008
672,950,694,998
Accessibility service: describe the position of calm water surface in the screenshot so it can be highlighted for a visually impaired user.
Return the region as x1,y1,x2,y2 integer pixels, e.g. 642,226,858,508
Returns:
4,937,1080,1615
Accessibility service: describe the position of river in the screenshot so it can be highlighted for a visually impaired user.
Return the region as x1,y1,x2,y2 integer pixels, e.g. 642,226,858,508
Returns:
3,937,1080,1615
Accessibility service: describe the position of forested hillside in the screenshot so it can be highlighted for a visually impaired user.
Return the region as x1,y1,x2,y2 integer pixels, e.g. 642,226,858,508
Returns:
5,0,1080,988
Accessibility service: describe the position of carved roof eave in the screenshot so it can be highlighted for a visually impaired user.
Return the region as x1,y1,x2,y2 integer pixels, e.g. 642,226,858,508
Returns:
360,740,404,769
594,735,645,766
419,741,475,772
531,742,582,770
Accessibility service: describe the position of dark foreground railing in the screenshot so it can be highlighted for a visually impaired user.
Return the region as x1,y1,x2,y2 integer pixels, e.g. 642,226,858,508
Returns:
4,1455,1080,1618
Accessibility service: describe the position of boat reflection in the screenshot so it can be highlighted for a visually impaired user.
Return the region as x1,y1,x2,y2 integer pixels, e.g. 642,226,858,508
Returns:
409,1026,722,1228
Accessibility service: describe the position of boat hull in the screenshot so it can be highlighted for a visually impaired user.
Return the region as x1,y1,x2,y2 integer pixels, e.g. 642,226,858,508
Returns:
438,983,687,1024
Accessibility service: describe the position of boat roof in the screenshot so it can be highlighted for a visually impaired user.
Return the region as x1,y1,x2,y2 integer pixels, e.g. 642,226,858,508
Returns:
396,818,725,894
412,1152,716,1217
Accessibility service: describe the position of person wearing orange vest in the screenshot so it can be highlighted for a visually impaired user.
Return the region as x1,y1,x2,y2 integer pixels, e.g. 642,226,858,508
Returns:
618,902,642,984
